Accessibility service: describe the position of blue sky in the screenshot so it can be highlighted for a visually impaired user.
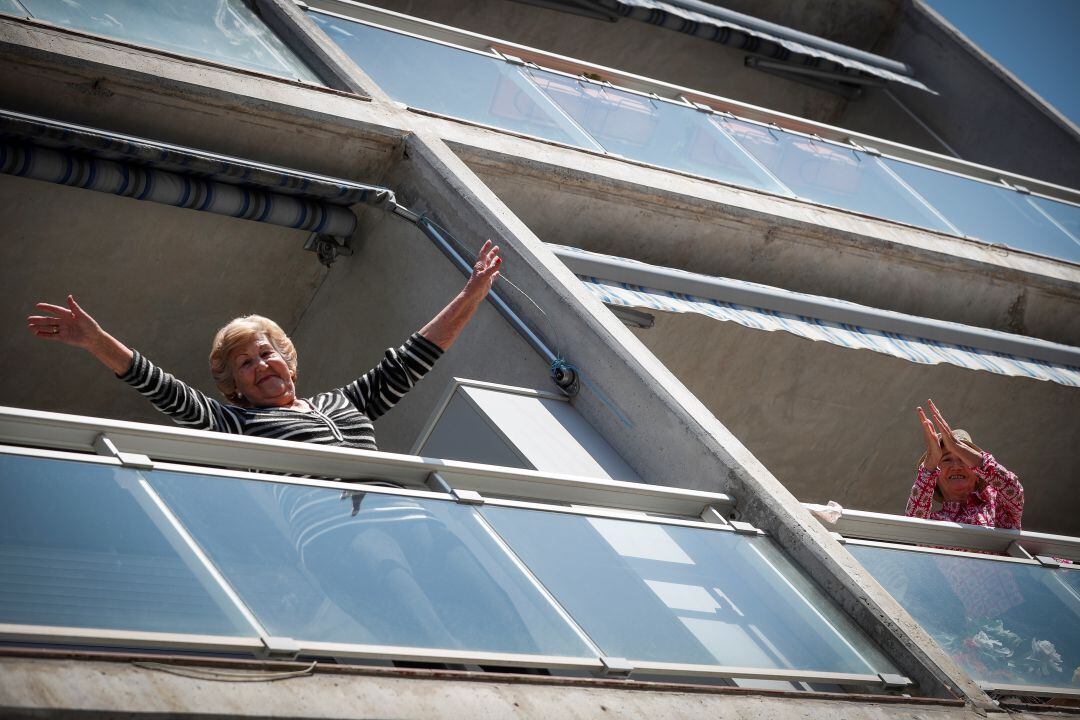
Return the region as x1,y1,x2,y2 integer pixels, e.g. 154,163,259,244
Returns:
927,0,1080,126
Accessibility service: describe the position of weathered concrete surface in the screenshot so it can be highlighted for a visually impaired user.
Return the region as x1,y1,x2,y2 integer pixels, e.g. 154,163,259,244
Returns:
0,653,997,720
452,132,1080,346
877,0,1080,187
632,311,1080,536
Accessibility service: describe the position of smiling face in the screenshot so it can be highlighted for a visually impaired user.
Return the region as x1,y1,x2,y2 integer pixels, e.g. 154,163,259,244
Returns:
230,334,297,408
937,450,978,503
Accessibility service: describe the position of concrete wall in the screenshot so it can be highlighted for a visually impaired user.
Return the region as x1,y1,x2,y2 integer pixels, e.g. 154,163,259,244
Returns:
633,311,1080,535
1,652,1008,720
0,176,327,425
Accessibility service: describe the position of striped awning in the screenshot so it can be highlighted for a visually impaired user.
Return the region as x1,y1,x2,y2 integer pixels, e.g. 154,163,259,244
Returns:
0,110,396,238
588,0,931,93
548,242,1080,387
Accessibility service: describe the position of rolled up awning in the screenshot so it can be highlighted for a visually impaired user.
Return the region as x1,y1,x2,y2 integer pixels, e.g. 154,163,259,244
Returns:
586,0,932,93
552,245,1080,387
0,110,396,238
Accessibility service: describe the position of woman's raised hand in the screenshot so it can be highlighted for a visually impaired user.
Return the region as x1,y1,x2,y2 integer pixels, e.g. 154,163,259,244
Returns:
917,406,942,469
27,295,133,374
926,398,981,467
465,240,502,299
27,295,103,349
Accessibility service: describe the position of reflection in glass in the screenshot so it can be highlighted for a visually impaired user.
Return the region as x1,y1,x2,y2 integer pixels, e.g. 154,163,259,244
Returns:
1027,196,1080,259
309,12,595,148
882,159,1080,263
481,506,897,674
850,544,1080,690
16,0,320,82
525,69,789,194
714,118,952,232
0,454,252,635
149,471,595,657
0,0,28,16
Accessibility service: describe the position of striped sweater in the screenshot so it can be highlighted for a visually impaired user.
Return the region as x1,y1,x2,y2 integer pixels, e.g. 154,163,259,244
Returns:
120,333,443,451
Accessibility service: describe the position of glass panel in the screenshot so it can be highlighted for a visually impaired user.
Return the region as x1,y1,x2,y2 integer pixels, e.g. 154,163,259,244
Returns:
17,0,320,82
309,12,595,148
524,69,789,194
481,506,898,674
850,544,1080,691
0,454,253,635
0,0,28,16
149,470,596,657
1028,195,1080,254
882,159,1080,263
712,117,953,232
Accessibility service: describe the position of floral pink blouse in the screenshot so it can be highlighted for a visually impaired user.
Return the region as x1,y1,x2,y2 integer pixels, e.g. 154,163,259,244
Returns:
905,452,1025,529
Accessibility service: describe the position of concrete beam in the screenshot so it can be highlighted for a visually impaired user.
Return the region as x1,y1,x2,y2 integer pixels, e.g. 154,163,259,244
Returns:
0,16,405,180
0,652,988,720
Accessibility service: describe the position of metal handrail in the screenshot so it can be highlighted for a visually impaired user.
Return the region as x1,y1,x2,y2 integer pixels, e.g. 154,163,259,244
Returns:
0,405,733,517
804,504,1080,563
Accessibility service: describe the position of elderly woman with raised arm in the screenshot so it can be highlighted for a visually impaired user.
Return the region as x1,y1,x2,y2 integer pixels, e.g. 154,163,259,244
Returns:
906,399,1024,530
27,241,502,453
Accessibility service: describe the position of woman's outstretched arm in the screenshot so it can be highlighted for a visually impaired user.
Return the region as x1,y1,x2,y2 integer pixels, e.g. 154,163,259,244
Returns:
27,295,133,375
419,240,502,351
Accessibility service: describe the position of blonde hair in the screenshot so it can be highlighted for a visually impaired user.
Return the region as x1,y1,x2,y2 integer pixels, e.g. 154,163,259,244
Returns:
917,428,986,504
209,315,297,403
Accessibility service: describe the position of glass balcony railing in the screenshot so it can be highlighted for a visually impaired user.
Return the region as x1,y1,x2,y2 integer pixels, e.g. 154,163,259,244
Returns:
805,504,1080,698
1,0,321,83
482,505,897,676
850,544,1080,694
308,7,1080,265
0,406,904,690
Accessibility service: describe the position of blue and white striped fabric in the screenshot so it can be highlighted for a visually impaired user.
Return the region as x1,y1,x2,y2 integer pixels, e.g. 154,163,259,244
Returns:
0,109,397,238
580,276,1080,387
0,141,358,236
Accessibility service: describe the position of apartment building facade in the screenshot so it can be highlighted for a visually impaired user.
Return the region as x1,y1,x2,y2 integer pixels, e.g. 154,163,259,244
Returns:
1,1,1078,717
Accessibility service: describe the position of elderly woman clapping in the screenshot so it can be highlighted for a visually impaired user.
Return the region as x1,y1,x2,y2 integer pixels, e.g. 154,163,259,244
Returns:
906,399,1024,530
27,242,502,452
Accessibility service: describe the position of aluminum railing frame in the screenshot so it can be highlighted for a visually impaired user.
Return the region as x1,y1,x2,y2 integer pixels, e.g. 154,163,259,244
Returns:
0,423,909,691
804,504,1080,564
0,406,733,517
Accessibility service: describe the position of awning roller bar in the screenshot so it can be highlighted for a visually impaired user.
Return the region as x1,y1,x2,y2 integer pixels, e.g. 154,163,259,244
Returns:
0,109,396,238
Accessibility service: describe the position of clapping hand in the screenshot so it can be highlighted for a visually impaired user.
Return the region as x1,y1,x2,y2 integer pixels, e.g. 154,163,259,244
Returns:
917,405,942,470
918,399,982,469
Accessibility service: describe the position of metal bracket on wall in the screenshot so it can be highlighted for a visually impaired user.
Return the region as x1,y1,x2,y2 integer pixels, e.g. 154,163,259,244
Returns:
93,433,153,469
304,233,353,267
425,472,485,504
877,672,913,691
600,656,634,677
260,636,301,660
729,520,758,535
